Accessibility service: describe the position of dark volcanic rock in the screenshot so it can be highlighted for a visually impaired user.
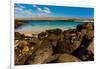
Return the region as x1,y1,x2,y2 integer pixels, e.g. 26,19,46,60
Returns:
55,39,80,54
63,29,77,40
46,28,63,41
25,39,53,64
28,37,41,46
46,28,62,35
15,32,25,40
15,20,24,28
15,37,41,65
87,41,94,54
77,23,93,32
15,39,31,65
14,22,94,65
38,32,47,40
71,35,93,59
15,53,30,65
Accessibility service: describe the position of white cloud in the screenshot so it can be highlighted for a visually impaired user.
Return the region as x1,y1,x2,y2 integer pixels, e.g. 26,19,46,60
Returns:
43,7,51,13
19,5,26,9
15,5,25,11
32,5,43,12
15,5,26,11
15,7,23,11
15,5,51,18
15,5,33,15
15,7,33,15
32,4,51,14
36,7,51,14
33,7,51,17
37,7,43,12
44,7,50,11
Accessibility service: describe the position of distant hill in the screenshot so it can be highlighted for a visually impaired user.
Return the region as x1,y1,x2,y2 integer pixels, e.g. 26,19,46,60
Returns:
15,17,94,22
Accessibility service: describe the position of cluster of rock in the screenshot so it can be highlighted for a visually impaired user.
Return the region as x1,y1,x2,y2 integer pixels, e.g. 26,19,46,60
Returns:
15,20,24,28
15,22,94,65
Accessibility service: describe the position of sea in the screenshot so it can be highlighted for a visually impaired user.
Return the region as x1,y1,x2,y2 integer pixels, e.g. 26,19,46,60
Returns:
15,21,89,34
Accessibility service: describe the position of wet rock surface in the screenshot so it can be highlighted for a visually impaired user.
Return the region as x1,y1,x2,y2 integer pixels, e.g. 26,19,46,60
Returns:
14,23,94,65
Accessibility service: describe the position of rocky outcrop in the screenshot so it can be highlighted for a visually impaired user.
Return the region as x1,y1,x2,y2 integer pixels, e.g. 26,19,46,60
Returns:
46,28,63,41
55,40,80,54
25,39,53,64
38,32,47,40
57,54,81,63
14,22,94,65
15,20,24,28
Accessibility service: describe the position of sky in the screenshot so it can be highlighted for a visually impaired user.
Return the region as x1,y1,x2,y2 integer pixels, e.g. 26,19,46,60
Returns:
15,3,94,18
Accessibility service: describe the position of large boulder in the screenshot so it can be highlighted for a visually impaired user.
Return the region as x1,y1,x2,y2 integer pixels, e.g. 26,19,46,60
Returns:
55,39,80,54
15,38,39,65
15,32,24,40
85,30,94,40
81,29,87,36
14,40,31,65
15,21,24,28
77,23,93,32
63,29,77,40
57,54,81,63
46,28,63,41
15,52,30,65
26,39,53,64
28,37,41,46
46,28,62,35
87,41,94,54
38,32,47,40
84,23,93,30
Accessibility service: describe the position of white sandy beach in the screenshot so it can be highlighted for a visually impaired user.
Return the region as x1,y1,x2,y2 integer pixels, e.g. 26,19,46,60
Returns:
15,26,75,37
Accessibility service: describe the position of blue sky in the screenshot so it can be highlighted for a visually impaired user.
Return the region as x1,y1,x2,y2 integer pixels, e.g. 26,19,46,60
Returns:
15,3,94,18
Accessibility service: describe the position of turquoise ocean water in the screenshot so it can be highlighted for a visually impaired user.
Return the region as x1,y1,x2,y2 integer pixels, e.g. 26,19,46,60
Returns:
15,21,86,33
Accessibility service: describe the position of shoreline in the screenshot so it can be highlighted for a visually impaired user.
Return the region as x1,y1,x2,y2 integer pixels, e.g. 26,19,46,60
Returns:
15,27,76,36
15,22,94,65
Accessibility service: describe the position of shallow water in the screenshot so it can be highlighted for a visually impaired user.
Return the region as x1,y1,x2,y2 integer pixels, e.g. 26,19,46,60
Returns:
15,21,86,33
